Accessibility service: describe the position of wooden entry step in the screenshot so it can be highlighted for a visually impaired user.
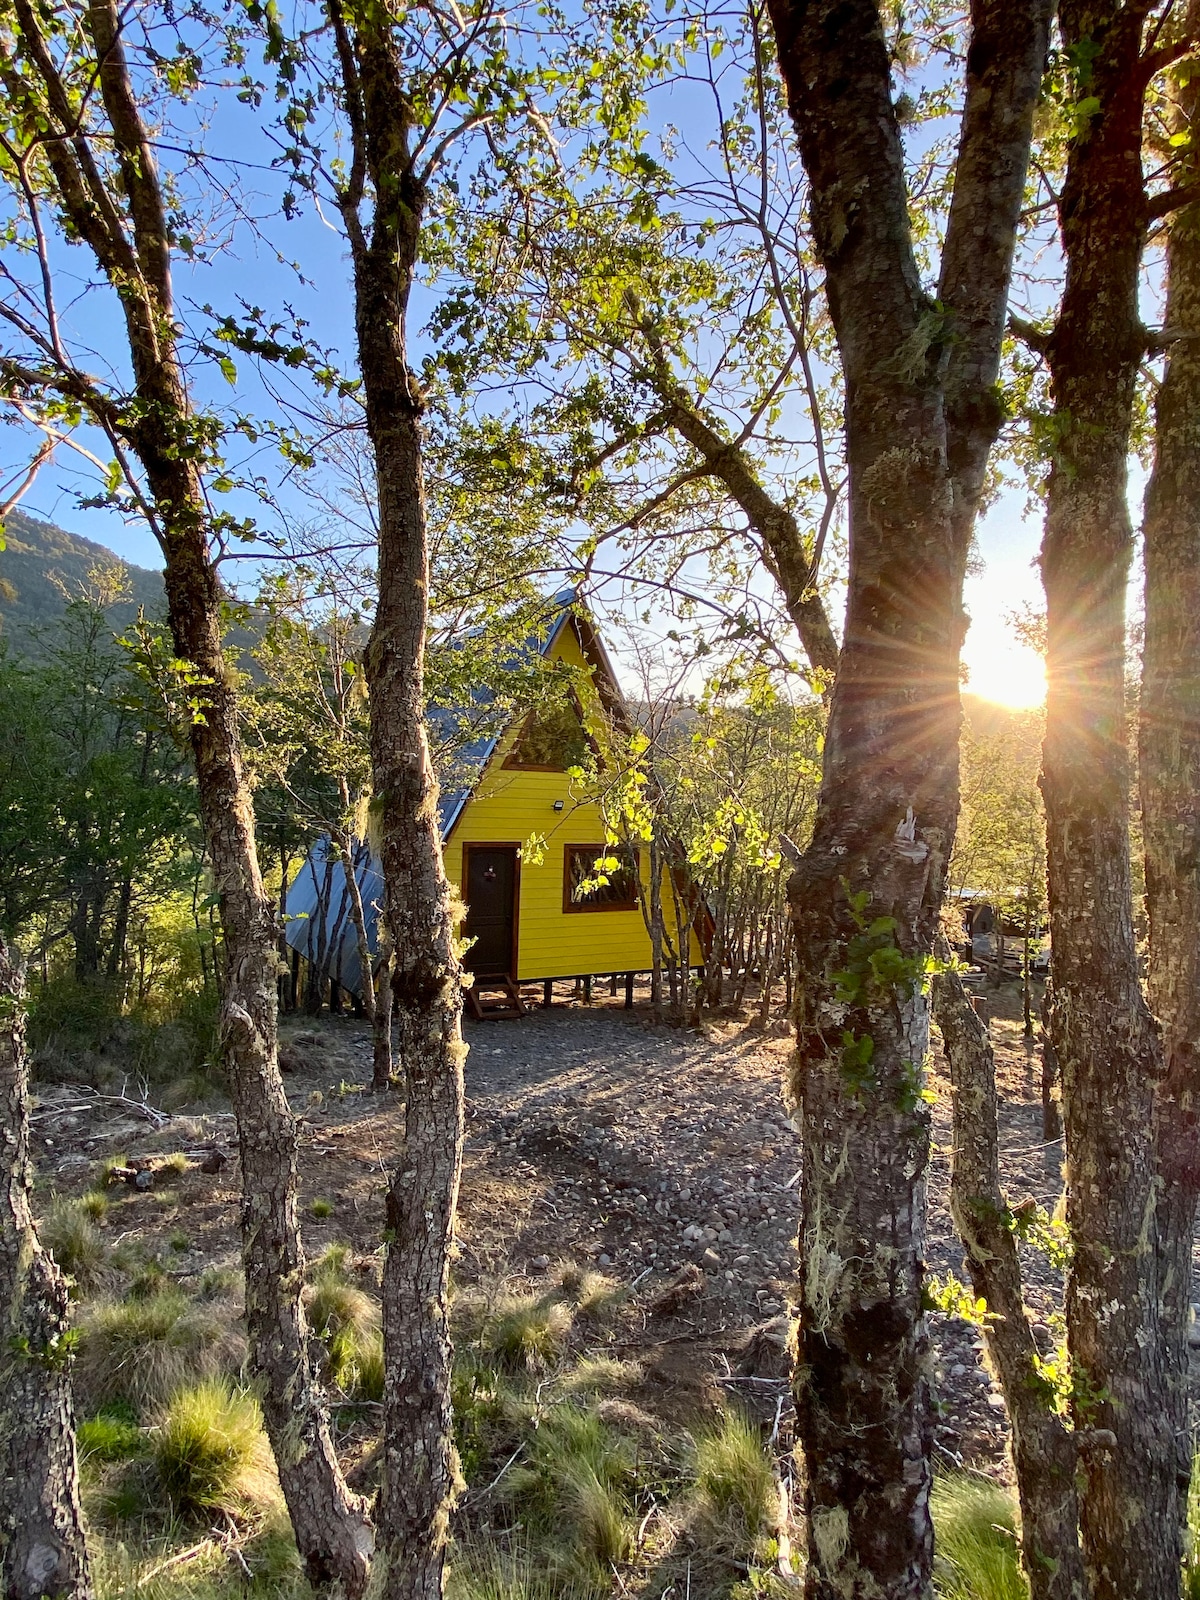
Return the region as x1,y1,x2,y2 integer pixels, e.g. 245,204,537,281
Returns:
466,974,528,1021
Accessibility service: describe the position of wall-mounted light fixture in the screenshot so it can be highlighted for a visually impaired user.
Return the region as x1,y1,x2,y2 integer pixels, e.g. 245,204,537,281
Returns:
552,800,565,812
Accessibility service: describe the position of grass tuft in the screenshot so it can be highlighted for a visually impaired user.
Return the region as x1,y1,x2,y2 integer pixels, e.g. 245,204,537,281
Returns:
152,1379,275,1520
447,1540,588,1600
501,1404,636,1577
306,1243,382,1399
79,1191,110,1223
553,1264,622,1318
691,1406,776,1555
41,1196,108,1290
76,1289,245,1413
557,1356,641,1397
931,1474,1024,1600
78,1412,144,1464
483,1294,572,1373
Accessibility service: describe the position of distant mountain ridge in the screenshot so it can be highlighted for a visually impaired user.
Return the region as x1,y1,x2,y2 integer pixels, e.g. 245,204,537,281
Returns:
0,508,164,659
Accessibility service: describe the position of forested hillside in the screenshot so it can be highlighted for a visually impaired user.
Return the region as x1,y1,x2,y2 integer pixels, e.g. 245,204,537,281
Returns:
0,510,164,659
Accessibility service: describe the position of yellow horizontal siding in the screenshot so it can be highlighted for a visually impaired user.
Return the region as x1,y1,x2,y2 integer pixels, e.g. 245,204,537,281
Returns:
444,621,703,981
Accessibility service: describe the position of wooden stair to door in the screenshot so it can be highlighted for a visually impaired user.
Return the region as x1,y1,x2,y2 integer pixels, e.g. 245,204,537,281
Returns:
466,974,527,1021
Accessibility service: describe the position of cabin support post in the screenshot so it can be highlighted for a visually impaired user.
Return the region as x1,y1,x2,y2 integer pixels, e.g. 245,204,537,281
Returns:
543,979,553,1009
624,972,634,1010
582,975,592,1005
609,974,618,997
290,948,300,1011
329,978,342,1015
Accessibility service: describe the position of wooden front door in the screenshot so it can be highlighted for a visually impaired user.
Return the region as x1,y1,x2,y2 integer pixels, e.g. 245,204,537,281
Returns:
463,845,519,978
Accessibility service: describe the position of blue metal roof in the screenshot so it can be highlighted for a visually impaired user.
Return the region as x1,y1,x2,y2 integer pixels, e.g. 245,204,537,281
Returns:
283,589,580,997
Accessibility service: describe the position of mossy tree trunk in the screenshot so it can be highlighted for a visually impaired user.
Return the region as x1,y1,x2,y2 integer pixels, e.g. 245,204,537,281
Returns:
1139,6,1200,1566
763,1,1051,1591
0,4,373,1589
0,939,92,1600
328,8,468,1596
1038,6,1198,1594
933,952,1084,1599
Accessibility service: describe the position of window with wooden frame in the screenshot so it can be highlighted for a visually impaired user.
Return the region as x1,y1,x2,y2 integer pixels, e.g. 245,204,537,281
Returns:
563,844,640,912
503,697,593,772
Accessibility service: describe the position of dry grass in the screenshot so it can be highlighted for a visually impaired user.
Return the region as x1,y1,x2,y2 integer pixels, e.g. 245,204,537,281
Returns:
40,1195,108,1290
75,1289,245,1413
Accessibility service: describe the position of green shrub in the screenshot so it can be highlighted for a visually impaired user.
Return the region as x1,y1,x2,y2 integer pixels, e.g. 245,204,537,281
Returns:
76,1290,245,1413
41,1196,108,1290
452,1359,529,1489
152,1380,274,1519
27,975,122,1053
931,1474,1024,1600
691,1406,775,1554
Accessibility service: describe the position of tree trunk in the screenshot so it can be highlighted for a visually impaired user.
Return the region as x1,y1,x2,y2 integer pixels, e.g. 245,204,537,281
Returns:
0,939,93,1600
335,830,376,1024
372,928,395,1091
1139,21,1200,1565
1040,984,1061,1145
331,14,468,1597
278,836,292,1011
1038,8,1180,1594
304,855,336,1016
933,951,1084,1599
1021,899,1033,1038
4,2,375,1586
106,875,133,984
764,2,1050,1590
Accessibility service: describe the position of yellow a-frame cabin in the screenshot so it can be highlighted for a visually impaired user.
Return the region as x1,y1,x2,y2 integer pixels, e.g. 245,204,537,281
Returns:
283,591,705,1016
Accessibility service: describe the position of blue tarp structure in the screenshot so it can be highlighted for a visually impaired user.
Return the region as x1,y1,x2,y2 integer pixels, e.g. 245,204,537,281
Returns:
282,589,579,999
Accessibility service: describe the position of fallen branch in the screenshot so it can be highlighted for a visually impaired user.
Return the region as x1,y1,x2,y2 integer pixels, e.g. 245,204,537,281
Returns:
136,1539,217,1586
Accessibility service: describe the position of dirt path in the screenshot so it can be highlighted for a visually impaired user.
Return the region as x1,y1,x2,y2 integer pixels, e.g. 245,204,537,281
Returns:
33,979,1094,1479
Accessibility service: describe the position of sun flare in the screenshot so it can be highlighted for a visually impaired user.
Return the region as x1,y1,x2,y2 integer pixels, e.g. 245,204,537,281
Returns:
962,639,1046,711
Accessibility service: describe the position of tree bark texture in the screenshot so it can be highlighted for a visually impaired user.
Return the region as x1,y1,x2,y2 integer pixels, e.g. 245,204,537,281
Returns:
1139,12,1200,1566
0,940,93,1600
333,12,468,1599
3,5,373,1589
932,953,1084,1600
1039,7,1180,1595
764,2,1050,1593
